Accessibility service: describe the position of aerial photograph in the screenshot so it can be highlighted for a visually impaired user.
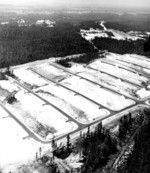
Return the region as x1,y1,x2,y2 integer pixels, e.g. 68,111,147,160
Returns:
0,0,150,172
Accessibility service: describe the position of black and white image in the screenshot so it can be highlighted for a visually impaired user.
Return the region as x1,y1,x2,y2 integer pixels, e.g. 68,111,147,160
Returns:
0,0,150,172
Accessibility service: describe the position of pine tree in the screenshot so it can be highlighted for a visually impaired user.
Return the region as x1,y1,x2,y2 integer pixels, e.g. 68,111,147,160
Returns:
128,112,132,125
67,134,71,150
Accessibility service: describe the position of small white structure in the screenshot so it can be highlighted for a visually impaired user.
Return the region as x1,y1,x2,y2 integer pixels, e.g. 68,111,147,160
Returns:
36,20,56,27
17,19,27,27
1,21,9,25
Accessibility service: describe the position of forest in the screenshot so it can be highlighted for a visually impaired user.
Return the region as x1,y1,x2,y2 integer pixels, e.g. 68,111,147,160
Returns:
46,110,145,173
0,23,94,68
56,52,103,67
117,108,150,173
93,37,146,55
0,11,150,68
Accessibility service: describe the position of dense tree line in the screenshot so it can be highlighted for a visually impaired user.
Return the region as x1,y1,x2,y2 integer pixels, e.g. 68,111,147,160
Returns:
53,134,72,160
79,20,103,30
80,124,118,173
0,19,149,69
56,52,102,67
105,13,150,32
51,123,118,173
118,113,133,141
144,36,150,53
117,108,150,173
50,110,146,173
93,37,145,55
105,21,150,33
0,23,94,68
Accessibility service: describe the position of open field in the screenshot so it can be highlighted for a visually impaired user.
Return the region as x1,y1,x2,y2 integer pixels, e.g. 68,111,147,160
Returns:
78,68,140,99
80,21,149,41
60,75,135,111
32,64,71,82
89,60,149,86
10,52,150,131
0,79,78,141
34,85,110,124
12,68,110,124
13,67,49,88
0,105,44,172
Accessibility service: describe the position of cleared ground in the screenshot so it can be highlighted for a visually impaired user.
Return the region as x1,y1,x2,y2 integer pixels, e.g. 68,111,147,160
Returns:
1,52,150,172
0,79,78,141
0,105,46,173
